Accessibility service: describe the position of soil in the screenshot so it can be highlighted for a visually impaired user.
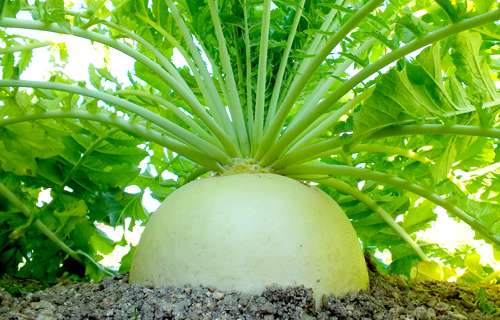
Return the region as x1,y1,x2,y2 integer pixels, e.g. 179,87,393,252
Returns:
1,253,500,320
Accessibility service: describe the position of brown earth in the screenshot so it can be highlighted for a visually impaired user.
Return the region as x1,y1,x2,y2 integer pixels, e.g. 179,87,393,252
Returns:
1,253,499,320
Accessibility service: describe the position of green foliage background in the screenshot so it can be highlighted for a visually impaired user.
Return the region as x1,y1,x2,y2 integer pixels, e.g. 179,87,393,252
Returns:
0,0,500,285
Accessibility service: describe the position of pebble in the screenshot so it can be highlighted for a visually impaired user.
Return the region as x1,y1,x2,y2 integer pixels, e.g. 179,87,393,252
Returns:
435,302,451,311
213,292,225,300
413,306,430,320
31,300,55,310
346,290,358,301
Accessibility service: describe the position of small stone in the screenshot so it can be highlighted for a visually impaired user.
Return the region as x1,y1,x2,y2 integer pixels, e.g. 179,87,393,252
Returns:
101,297,115,308
435,302,451,312
426,298,437,308
184,288,192,294
448,312,467,319
25,293,33,302
413,306,429,320
145,281,154,289
373,313,384,320
35,315,57,320
427,308,436,318
347,290,358,301
106,310,114,316
206,285,216,292
300,313,315,320
346,305,354,312
396,275,408,290
264,315,274,320
32,301,55,311
213,292,225,300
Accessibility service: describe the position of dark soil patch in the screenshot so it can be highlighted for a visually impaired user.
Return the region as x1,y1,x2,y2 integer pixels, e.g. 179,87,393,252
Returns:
1,253,500,319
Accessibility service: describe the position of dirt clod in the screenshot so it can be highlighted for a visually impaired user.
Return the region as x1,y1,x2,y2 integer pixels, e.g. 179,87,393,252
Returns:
1,254,499,319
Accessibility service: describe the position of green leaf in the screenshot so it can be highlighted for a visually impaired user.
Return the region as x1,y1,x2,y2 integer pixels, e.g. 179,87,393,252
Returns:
43,200,88,239
451,31,500,100
410,260,457,281
0,122,66,164
2,0,21,18
33,88,55,100
90,192,149,229
18,50,33,74
352,66,448,144
118,244,136,273
388,243,423,277
2,53,14,79
0,141,37,175
473,0,495,14
133,61,170,93
96,67,119,85
86,0,108,15
431,138,457,183
88,64,102,90
402,200,437,234
90,227,115,255
455,199,500,243
435,0,469,23
396,14,436,37
49,43,69,66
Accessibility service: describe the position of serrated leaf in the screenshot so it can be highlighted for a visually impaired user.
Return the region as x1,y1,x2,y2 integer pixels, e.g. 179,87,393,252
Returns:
96,67,119,84
90,227,115,255
449,75,469,107
51,200,88,239
435,0,469,23
353,68,441,143
18,50,33,74
2,0,21,18
473,0,495,14
402,200,437,234
90,192,149,229
451,32,500,100
0,122,66,161
2,53,14,79
88,64,102,90
34,88,55,100
455,199,500,243
338,52,369,68
388,243,423,277
118,244,136,273
431,139,457,183
133,61,170,93
56,20,72,34
0,141,37,175
396,14,436,37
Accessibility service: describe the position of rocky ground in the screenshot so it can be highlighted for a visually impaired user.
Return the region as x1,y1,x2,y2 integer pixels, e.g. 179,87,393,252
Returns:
1,254,500,320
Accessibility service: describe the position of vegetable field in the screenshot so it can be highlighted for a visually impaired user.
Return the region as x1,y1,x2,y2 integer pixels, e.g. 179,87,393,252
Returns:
1,0,500,300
